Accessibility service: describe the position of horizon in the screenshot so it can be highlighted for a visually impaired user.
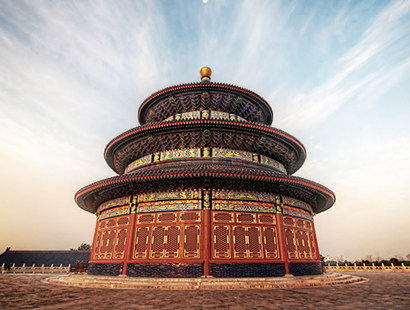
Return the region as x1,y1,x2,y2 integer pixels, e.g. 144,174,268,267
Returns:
0,0,409,259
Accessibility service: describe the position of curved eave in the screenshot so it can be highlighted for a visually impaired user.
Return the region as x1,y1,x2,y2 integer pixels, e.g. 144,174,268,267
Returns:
138,82,274,125
104,119,306,175
75,171,335,215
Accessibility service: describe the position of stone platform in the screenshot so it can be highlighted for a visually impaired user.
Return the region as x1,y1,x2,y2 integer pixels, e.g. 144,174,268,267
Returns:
47,272,365,290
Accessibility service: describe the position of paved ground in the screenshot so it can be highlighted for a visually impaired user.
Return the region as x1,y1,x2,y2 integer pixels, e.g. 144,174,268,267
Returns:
1,272,409,309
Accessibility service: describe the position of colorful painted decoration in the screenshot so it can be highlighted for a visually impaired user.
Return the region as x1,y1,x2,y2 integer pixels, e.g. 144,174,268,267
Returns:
282,205,312,221
125,147,287,174
137,200,201,213
282,196,313,212
124,154,152,173
97,196,131,213
213,199,276,213
212,148,253,161
260,155,287,174
98,206,131,220
138,190,201,202
212,189,277,203
160,148,200,161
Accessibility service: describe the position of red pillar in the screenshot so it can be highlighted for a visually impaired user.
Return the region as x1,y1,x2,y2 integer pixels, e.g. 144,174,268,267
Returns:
202,189,212,276
276,211,290,275
122,197,138,275
203,209,211,276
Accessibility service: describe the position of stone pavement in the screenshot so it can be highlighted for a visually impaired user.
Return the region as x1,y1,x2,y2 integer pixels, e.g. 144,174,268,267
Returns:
1,272,410,309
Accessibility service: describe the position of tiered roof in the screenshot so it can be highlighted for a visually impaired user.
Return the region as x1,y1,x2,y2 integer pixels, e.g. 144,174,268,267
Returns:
75,68,335,215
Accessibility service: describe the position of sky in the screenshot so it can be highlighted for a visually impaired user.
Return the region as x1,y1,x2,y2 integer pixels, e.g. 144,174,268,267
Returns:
0,0,409,260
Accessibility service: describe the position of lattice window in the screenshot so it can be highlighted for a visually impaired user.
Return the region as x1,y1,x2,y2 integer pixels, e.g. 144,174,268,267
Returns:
150,226,166,258
107,219,116,227
233,226,246,258
296,230,306,259
138,214,154,224
184,225,200,258
106,230,116,258
263,227,279,258
309,232,317,259
283,216,294,227
248,227,262,258
236,213,255,224
259,214,275,225
100,231,109,255
233,226,263,258
180,212,200,222
114,228,127,259
213,225,230,258
164,226,180,258
296,219,304,228
158,213,176,223
117,217,129,226
285,229,298,259
302,231,311,259
213,212,233,223
134,227,149,259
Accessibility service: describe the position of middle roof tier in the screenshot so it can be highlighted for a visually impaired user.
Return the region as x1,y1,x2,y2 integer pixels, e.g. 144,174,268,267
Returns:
105,117,306,175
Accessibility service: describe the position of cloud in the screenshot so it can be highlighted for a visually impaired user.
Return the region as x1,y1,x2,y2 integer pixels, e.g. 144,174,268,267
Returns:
276,0,410,131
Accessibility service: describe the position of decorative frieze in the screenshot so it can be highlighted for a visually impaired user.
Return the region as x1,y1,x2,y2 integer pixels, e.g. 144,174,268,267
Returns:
213,200,276,214
282,205,312,221
282,196,313,213
162,109,250,124
98,206,131,220
97,196,131,213
138,190,201,202
125,147,287,174
212,189,277,203
137,200,202,213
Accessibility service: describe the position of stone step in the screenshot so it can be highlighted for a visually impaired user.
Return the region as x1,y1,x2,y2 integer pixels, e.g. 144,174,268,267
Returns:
47,272,366,290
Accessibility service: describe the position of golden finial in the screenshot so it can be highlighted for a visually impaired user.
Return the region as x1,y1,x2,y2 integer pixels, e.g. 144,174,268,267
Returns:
200,66,212,81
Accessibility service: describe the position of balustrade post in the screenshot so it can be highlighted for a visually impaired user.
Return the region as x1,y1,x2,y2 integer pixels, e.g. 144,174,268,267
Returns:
22,264,26,274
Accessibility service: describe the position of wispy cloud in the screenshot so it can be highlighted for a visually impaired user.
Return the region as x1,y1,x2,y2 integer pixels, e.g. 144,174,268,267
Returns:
276,0,410,131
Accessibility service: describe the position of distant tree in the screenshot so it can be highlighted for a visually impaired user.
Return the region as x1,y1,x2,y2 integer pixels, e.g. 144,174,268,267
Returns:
320,254,325,263
390,258,400,266
71,243,91,251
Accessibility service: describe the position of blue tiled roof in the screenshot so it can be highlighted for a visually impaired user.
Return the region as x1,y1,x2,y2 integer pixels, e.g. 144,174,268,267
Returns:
0,250,90,266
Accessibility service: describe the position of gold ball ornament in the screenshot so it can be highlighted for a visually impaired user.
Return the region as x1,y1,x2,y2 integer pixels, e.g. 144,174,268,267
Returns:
200,66,212,80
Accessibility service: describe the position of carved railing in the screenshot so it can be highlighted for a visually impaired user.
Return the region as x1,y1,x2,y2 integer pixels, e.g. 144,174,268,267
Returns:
326,263,410,273
1,263,71,274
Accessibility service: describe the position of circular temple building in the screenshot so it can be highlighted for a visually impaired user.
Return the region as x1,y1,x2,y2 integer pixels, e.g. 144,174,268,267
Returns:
75,68,335,278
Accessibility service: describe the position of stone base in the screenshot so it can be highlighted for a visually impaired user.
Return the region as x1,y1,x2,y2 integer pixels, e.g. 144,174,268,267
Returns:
47,272,366,290
87,262,322,277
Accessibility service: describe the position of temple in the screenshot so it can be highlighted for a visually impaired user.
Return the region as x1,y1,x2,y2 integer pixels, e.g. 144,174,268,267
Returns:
75,67,335,277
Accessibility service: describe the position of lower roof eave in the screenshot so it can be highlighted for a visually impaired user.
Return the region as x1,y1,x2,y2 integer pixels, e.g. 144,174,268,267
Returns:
75,171,335,215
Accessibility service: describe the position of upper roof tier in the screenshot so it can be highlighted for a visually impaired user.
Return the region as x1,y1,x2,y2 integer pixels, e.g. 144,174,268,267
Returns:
138,71,274,125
